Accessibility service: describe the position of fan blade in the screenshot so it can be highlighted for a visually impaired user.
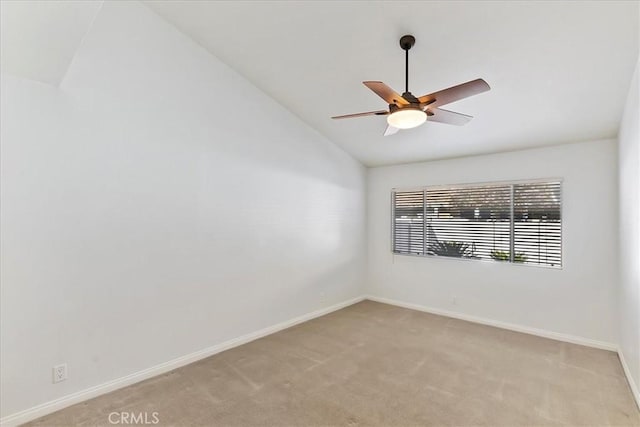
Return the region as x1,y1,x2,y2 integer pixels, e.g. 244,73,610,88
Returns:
363,81,409,106
419,79,490,108
427,108,472,126
384,125,399,136
331,110,388,119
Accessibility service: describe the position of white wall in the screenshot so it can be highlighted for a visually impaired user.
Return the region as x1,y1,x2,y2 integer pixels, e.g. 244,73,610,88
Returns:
0,1,366,418
618,59,640,404
367,139,618,344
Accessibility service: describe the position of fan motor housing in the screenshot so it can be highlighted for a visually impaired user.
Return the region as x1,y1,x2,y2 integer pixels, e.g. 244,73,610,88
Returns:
401,92,419,104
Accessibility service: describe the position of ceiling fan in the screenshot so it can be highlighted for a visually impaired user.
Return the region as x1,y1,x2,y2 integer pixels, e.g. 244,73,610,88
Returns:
331,35,490,136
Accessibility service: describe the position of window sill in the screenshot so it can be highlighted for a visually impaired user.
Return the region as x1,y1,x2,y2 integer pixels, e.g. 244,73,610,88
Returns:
391,251,563,270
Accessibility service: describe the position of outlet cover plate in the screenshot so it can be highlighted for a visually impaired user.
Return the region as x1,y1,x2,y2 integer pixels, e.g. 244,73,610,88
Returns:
53,364,67,383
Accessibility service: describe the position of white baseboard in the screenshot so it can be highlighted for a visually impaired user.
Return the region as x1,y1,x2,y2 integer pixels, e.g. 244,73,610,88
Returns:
0,295,366,427
364,295,618,351
618,348,640,411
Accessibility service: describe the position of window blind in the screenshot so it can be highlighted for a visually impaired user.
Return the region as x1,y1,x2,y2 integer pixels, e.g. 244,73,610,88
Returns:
426,184,511,260
392,191,425,255
513,182,562,267
392,180,562,267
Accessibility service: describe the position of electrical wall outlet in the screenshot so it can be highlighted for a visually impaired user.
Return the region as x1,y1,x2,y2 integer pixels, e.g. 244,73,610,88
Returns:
53,364,67,383
451,296,457,305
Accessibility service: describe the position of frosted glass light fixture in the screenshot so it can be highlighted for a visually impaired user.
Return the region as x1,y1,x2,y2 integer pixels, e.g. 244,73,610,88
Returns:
386,108,427,129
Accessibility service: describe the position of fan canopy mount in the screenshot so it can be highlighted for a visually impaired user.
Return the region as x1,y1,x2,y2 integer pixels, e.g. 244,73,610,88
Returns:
399,35,416,51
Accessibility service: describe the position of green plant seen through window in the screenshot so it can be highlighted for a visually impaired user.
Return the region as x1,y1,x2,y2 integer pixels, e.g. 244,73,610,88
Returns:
429,241,476,258
490,250,527,263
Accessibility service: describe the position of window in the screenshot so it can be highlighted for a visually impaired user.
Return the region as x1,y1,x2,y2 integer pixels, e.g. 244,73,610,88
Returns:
392,180,562,267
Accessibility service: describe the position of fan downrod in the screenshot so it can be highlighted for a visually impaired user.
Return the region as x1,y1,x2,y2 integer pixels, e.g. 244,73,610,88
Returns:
399,35,416,95
399,35,415,51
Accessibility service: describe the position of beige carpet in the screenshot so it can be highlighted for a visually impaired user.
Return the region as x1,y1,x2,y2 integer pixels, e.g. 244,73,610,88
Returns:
27,301,640,426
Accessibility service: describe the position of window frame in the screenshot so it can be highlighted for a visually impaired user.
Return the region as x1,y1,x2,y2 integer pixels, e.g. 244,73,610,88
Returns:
391,178,563,269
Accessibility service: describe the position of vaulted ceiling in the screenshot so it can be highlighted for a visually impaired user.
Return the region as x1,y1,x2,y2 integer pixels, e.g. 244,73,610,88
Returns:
145,1,639,166
2,1,638,166
0,0,102,86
